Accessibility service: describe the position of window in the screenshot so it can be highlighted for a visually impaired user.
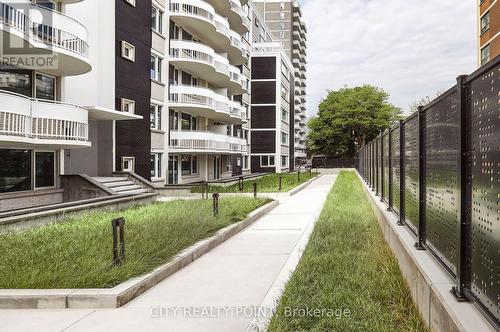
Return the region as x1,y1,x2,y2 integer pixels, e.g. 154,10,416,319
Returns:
0,70,31,97
281,132,289,145
169,110,179,130
261,155,275,167
280,31,285,38
280,2,285,9
151,54,163,82
280,13,285,19
181,155,198,175
281,156,288,167
481,12,490,34
481,44,490,65
35,1,55,10
0,149,31,193
243,156,249,170
35,73,56,100
121,41,135,62
150,104,163,130
281,108,289,122
151,153,163,178
151,6,163,34
124,0,135,7
181,113,197,130
121,98,135,114
35,151,55,188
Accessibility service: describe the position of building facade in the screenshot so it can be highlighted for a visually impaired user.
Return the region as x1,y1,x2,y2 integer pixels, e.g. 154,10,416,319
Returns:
478,0,500,66
253,0,307,164
0,0,140,210
0,0,293,212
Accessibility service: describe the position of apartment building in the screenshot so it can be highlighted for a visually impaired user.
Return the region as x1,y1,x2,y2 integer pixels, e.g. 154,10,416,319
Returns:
478,0,499,66
0,0,291,211
0,0,140,210
68,0,252,186
249,6,294,173
253,0,307,164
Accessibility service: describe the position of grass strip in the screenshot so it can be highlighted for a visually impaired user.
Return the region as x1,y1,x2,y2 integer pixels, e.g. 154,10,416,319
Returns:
0,197,270,289
268,171,428,332
192,172,319,193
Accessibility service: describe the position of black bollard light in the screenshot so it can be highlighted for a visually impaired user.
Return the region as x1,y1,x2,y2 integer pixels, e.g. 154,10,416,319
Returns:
278,176,282,191
253,182,257,198
112,217,125,266
297,170,301,182
212,193,219,217
239,176,244,191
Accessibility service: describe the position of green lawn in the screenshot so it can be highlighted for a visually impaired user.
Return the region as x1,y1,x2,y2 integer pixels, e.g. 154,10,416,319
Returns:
0,197,271,289
192,172,320,193
268,171,428,332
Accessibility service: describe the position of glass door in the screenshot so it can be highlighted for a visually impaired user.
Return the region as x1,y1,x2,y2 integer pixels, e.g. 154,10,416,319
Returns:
168,155,179,184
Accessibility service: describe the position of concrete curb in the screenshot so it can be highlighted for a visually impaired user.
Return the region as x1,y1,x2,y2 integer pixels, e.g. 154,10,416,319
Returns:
287,174,322,196
0,200,279,310
356,171,496,332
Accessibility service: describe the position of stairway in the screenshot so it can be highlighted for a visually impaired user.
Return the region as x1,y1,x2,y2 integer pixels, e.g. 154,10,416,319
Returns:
93,177,150,196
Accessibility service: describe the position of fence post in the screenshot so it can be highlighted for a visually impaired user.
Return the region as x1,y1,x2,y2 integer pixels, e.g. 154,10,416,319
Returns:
398,120,405,226
380,131,385,202
212,193,219,217
388,128,393,211
371,142,375,191
375,137,379,196
452,74,470,300
415,106,426,250
239,176,244,191
112,217,125,266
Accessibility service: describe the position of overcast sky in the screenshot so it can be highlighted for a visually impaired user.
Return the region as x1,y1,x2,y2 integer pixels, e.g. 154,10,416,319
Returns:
297,0,478,117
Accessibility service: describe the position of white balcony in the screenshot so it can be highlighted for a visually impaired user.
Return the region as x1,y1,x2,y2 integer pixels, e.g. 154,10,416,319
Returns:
168,0,246,65
204,0,250,35
169,40,247,93
169,85,244,124
0,90,90,149
0,2,90,76
170,130,248,154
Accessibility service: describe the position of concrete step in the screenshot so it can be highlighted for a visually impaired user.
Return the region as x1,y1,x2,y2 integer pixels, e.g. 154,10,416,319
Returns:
113,185,142,192
119,189,149,195
105,181,135,188
93,177,129,184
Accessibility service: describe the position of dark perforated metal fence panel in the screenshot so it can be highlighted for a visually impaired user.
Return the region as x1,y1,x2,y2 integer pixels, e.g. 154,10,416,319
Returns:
404,116,419,232
355,56,500,327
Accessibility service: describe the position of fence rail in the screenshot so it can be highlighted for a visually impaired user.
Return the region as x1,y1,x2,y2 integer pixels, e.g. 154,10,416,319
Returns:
357,55,500,328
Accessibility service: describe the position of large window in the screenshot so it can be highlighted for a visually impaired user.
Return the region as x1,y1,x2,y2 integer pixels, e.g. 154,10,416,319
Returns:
281,155,288,168
481,44,490,65
150,104,162,130
181,113,197,130
151,153,163,179
0,149,31,193
481,12,490,35
281,131,289,145
0,70,31,97
150,54,163,82
261,155,275,167
35,73,56,100
181,155,198,175
151,6,163,34
35,151,55,188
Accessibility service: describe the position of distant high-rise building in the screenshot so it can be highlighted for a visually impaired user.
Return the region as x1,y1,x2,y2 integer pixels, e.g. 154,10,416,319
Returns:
253,0,307,163
478,0,499,66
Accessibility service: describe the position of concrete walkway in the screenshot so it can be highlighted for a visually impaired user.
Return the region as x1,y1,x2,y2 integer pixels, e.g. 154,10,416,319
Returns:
0,173,337,332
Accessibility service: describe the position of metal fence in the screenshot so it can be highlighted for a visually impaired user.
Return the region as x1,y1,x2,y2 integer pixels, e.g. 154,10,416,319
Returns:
357,56,500,327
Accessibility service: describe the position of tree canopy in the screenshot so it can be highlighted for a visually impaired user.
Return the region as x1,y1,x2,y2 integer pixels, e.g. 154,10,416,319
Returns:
307,85,401,157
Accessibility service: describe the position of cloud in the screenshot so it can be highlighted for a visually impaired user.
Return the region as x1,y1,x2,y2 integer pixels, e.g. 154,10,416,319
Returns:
299,0,477,117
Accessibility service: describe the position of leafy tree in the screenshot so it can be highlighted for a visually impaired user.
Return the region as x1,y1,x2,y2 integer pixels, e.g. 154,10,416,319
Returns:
409,90,445,113
307,85,401,157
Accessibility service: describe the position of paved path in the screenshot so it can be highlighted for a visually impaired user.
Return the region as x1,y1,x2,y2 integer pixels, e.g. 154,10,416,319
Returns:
0,173,337,332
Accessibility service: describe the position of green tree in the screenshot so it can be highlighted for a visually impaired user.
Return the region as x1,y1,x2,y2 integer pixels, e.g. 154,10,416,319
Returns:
308,85,401,157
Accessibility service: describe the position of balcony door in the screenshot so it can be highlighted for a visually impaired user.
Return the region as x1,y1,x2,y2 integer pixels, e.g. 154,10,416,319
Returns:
213,156,221,180
168,156,179,185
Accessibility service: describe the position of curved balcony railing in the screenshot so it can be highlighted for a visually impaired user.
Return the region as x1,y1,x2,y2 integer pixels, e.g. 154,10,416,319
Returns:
0,2,89,58
170,130,248,154
170,40,215,67
169,0,214,24
0,90,89,144
229,0,250,31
